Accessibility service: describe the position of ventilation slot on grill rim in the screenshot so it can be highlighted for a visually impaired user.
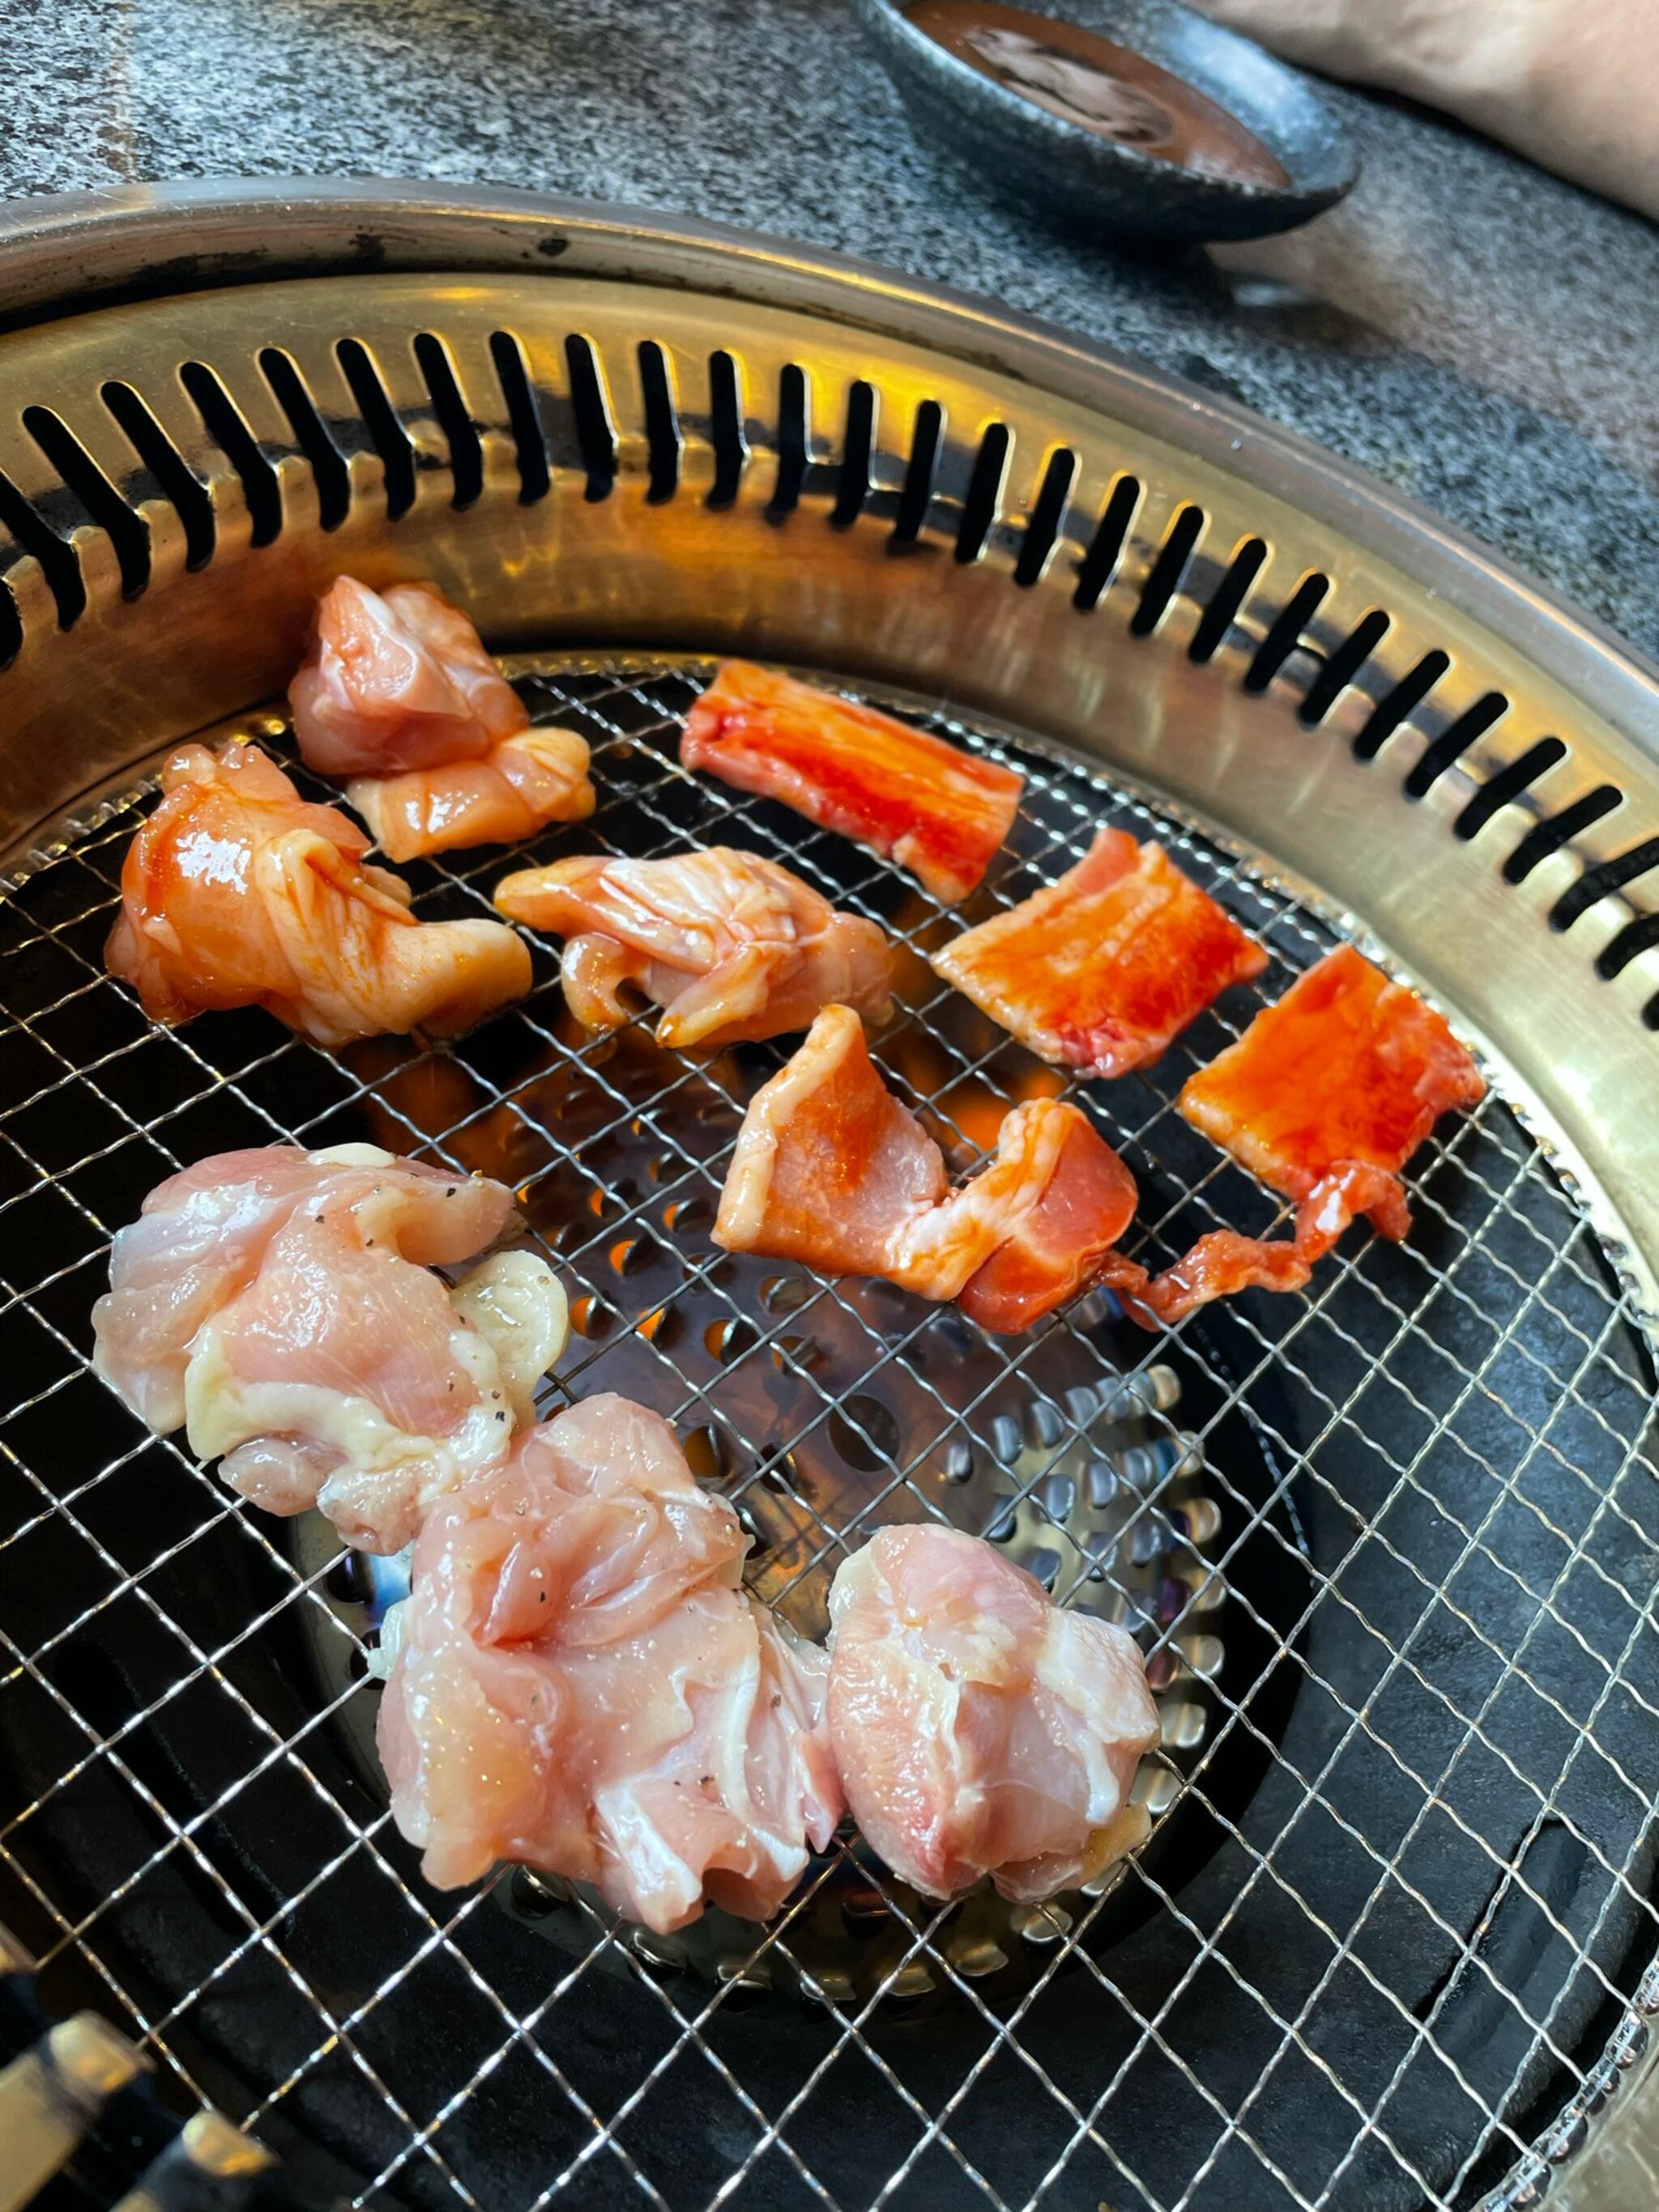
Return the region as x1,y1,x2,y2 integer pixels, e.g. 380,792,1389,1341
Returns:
953,421,1010,565
1596,911,1659,979
1299,607,1392,726
1131,502,1205,636
1454,737,1568,842
23,407,150,600
1188,535,1268,663
769,363,809,518
1550,836,1659,932
180,360,283,547
637,340,680,504
563,334,616,502
1073,472,1141,611
0,467,87,627
335,339,416,521
1403,689,1510,799
413,332,484,510
1243,569,1329,691
1503,784,1623,884
706,350,746,509
891,398,944,547
100,381,215,573
258,348,350,531
1353,647,1452,761
1013,445,1075,586
830,378,876,528
486,330,551,505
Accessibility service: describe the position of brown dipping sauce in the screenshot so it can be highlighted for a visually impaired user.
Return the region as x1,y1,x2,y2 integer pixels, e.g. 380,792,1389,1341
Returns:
905,0,1292,189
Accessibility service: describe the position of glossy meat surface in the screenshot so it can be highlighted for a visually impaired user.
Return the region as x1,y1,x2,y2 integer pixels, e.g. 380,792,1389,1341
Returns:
92,1144,565,1552
681,661,1023,904
348,727,595,864
931,828,1267,1078
1178,945,1485,1201
494,846,894,1048
290,577,530,776
289,578,595,859
714,1005,1137,1330
827,1525,1159,1902
106,744,530,1047
1106,1161,1410,1325
377,1396,842,1928
1106,948,1486,1325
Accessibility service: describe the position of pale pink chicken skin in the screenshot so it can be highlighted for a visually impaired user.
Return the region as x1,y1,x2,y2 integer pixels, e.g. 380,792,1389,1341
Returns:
105,744,530,1048
493,846,894,1050
290,577,530,775
92,1145,566,1553
714,1005,1138,1332
827,1525,1159,1902
289,578,595,859
377,1396,843,1929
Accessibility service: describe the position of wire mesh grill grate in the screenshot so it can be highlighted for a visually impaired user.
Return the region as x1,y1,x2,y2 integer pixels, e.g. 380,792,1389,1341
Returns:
0,660,1657,2212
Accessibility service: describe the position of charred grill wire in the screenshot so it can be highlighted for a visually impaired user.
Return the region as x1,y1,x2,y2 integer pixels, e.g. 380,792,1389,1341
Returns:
0,663,1656,2212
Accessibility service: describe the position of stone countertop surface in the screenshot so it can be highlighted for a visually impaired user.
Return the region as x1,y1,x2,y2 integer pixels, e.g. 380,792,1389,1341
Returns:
6,0,1657,656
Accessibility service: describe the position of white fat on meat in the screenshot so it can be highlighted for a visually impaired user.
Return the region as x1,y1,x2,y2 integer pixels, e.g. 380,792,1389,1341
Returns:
92,1144,566,1553
376,1394,843,1932
826,1524,1159,1903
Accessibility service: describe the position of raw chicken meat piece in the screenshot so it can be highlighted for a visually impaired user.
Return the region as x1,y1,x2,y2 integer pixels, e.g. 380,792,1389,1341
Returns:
826,1525,1159,1902
377,1395,843,1929
106,744,530,1047
290,576,529,774
1108,946,1486,1324
493,846,894,1049
714,1004,1137,1332
92,1144,567,1553
289,577,595,859
930,827,1266,1079
348,728,595,864
681,660,1023,905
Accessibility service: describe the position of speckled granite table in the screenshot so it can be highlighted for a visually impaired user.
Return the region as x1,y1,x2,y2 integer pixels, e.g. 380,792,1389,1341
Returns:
6,0,1657,654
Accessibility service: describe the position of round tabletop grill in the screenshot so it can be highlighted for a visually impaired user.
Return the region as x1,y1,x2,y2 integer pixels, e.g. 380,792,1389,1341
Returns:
0,182,1657,2212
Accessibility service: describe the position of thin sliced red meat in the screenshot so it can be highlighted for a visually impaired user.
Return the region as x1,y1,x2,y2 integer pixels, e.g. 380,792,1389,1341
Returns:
714,1005,1136,1331
931,827,1266,1078
681,661,1022,904
1107,949,1484,1325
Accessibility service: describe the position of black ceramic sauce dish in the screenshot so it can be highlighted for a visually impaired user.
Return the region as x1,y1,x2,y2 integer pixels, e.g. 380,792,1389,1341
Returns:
855,0,1358,245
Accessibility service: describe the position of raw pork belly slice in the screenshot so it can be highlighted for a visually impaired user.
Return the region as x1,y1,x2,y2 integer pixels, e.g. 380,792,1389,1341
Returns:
713,1004,1137,1332
826,1525,1159,1903
680,660,1023,905
493,846,894,1049
106,744,530,1047
289,577,595,859
377,1396,843,1929
1114,945,1486,1324
930,827,1266,1079
92,1144,566,1553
